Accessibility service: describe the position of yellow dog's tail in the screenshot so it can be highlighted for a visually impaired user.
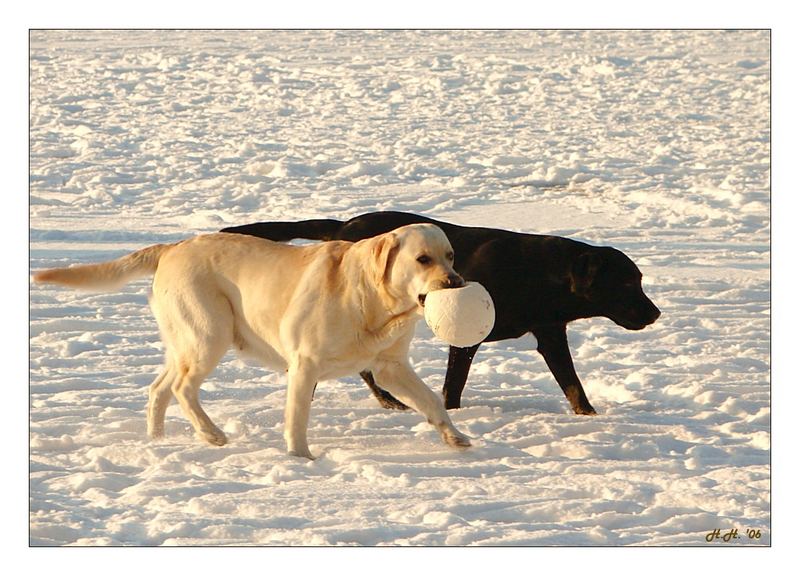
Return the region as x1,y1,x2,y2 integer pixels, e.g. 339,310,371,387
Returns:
33,243,173,291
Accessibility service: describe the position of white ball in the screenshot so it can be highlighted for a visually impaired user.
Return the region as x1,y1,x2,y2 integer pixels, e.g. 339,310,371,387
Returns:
424,282,496,348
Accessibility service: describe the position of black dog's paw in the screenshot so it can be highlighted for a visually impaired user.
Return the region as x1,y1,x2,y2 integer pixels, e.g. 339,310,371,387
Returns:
360,370,410,410
375,390,410,411
574,404,598,416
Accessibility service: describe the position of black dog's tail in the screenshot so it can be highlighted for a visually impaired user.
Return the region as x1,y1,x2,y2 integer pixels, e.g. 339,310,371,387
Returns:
221,218,345,242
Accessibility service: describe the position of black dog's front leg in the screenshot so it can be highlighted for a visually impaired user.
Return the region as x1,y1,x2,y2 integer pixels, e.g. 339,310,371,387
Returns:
533,325,597,415
442,343,481,409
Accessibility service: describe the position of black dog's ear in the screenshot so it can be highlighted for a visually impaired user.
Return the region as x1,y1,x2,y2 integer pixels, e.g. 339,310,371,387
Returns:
570,252,603,296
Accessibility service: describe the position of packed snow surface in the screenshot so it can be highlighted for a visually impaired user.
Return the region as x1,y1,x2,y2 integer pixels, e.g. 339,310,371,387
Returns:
29,30,770,546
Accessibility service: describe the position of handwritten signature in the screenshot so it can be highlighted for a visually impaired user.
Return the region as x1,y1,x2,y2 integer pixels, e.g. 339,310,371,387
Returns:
705,528,762,543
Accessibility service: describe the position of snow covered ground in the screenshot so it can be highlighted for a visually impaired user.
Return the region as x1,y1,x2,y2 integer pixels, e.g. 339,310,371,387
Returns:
29,30,770,546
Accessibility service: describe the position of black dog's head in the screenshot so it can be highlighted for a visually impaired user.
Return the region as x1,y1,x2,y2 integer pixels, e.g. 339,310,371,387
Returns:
570,247,661,330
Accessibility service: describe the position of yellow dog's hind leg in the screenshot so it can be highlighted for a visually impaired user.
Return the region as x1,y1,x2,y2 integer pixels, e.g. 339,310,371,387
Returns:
150,282,234,446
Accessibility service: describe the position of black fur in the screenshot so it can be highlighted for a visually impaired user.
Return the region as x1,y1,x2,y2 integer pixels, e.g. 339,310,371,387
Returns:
222,212,660,414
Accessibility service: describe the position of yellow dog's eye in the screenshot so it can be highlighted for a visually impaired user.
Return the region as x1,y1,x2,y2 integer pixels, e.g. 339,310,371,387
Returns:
446,252,454,261
417,255,432,265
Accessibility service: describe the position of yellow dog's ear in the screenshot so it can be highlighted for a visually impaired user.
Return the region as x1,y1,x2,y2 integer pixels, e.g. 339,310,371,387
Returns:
372,232,400,285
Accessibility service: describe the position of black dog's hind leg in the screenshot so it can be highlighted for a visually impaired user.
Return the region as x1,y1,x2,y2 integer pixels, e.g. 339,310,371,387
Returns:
360,371,409,410
533,325,597,415
442,343,481,409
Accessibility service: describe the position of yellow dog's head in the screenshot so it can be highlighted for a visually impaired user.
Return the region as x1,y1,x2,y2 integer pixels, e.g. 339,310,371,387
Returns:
371,223,464,311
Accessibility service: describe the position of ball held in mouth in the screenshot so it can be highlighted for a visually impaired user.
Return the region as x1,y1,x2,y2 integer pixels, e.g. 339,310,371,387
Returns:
423,282,495,348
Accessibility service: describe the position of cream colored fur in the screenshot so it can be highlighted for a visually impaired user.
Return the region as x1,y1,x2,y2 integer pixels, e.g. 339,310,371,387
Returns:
33,224,470,459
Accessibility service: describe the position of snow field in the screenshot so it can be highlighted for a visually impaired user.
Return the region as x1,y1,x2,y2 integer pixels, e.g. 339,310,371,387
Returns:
29,30,769,546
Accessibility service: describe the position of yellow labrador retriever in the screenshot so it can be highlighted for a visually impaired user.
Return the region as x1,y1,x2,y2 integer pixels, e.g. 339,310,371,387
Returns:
34,224,470,459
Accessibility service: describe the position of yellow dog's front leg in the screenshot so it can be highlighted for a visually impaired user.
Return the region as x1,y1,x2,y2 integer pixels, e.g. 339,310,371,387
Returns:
284,361,318,459
362,307,421,352
372,359,471,449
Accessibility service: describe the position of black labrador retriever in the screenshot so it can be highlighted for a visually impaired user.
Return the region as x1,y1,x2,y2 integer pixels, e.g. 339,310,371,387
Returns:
222,211,660,415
